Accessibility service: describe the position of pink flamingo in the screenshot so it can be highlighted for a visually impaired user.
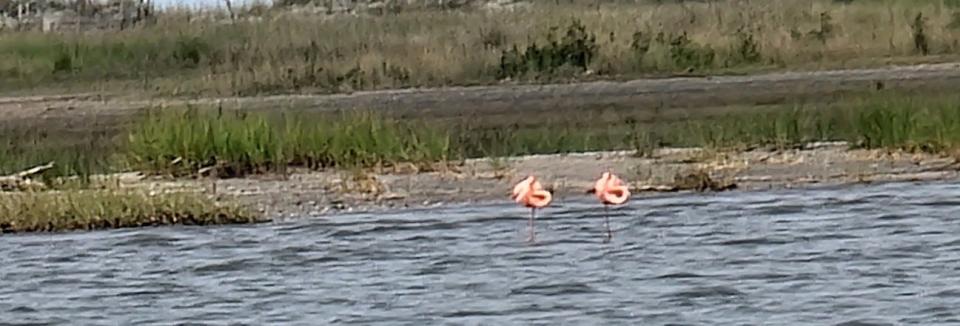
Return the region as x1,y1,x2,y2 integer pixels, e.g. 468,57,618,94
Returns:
511,175,553,242
590,171,631,242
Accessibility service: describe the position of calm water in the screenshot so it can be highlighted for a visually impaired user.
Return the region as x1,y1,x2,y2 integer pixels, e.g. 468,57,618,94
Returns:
3,181,960,325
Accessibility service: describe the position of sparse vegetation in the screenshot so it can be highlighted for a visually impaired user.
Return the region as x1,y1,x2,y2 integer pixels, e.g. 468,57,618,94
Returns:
4,0,960,96
497,19,599,79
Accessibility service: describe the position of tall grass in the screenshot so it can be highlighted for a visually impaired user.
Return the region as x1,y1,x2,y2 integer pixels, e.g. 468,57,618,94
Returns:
849,95,960,151
127,106,649,175
125,107,451,176
126,92,960,176
650,93,960,152
0,123,121,183
6,92,960,180
4,0,960,96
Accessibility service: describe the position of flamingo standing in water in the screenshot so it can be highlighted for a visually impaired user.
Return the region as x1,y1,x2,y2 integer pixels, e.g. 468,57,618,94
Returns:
511,175,553,242
590,171,631,242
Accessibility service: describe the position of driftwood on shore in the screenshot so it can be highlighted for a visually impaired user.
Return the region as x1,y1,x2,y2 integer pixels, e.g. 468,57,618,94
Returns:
631,169,738,193
0,162,54,191
633,182,738,193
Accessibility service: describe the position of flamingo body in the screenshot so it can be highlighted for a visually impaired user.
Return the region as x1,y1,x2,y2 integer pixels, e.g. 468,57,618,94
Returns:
511,175,552,242
512,176,553,208
592,171,631,242
594,172,630,205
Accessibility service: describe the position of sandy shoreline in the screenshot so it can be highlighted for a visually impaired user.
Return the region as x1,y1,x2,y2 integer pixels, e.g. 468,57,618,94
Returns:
102,142,960,220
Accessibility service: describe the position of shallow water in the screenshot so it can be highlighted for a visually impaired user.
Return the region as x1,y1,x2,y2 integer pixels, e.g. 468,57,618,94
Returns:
3,181,960,325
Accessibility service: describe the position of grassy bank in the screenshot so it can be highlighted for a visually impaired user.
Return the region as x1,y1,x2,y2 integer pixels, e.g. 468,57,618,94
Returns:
4,91,960,180
3,0,960,96
125,107,451,176
667,95,960,152
454,91,960,157
2,90,959,233
0,190,261,233
0,122,122,183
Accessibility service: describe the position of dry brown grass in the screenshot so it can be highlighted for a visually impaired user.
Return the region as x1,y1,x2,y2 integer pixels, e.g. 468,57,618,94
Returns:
3,0,960,97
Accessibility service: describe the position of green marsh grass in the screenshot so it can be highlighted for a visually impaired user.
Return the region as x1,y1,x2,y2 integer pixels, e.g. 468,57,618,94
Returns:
0,123,122,184
0,190,260,233
4,0,960,96
848,95,960,152
647,93,960,153
6,92,960,181
441,91,960,156
125,107,452,176
4,91,960,234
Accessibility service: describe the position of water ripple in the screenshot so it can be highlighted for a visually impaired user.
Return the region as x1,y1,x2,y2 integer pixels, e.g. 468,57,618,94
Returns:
2,181,960,324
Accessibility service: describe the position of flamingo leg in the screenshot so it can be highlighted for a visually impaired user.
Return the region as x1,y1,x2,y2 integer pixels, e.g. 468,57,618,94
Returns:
603,205,612,242
528,207,537,243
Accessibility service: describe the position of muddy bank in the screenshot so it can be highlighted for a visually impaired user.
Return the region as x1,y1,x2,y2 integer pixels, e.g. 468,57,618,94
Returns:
3,62,960,128
103,142,959,220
